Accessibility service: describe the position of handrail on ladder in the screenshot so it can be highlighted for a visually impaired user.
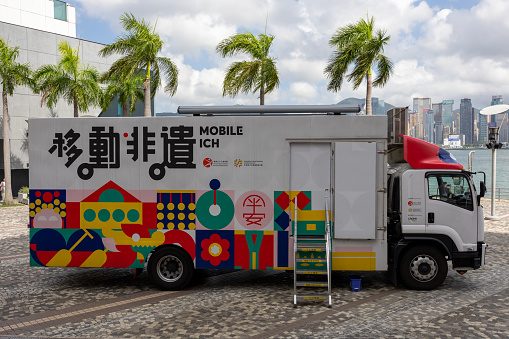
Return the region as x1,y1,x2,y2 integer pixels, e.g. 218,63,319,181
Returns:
293,195,298,306
324,189,332,307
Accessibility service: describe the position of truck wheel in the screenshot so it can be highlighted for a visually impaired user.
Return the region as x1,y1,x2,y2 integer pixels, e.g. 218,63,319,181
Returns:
148,246,194,290
399,246,447,290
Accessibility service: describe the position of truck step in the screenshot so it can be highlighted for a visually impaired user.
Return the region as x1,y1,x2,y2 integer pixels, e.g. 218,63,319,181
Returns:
296,258,327,263
297,236,326,241
296,281,328,287
295,269,326,275
295,294,327,300
296,244,326,250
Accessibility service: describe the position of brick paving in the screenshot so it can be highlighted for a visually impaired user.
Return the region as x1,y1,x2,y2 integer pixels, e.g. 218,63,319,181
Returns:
0,199,508,338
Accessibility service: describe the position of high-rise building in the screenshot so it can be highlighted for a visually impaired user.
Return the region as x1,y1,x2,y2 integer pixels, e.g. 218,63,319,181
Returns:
408,111,418,138
442,100,454,129
460,98,474,145
426,109,435,143
413,97,431,140
372,97,379,115
490,95,508,143
432,103,443,145
378,99,385,115
479,114,488,143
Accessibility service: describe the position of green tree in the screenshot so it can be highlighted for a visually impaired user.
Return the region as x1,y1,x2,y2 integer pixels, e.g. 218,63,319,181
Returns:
99,13,179,117
216,32,279,105
101,74,144,117
324,15,393,115
34,41,101,117
0,38,32,205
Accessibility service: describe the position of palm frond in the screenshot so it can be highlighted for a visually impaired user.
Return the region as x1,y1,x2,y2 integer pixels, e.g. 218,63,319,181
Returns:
325,15,392,93
222,61,261,97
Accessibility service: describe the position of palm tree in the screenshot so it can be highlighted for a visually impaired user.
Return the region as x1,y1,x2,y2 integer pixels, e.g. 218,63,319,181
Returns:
324,15,393,115
216,32,279,105
0,38,32,205
99,13,179,117
34,41,101,117
101,74,144,117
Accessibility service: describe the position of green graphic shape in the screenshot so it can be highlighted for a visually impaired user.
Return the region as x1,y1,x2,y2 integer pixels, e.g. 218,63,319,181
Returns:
196,190,234,230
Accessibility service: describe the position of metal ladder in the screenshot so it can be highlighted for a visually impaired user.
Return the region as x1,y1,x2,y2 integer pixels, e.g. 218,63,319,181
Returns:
293,192,332,308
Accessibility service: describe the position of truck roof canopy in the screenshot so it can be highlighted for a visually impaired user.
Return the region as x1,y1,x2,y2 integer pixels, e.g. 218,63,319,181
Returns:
402,135,464,170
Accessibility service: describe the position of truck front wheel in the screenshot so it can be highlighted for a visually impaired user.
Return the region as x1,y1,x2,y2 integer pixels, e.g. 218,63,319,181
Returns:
399,246,447,290
148,246,194,290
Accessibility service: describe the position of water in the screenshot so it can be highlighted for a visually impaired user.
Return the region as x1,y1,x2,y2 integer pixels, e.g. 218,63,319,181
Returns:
449,148,509,197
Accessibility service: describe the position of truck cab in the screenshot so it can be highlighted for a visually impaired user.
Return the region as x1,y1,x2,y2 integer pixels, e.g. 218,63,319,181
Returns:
386,137,487,290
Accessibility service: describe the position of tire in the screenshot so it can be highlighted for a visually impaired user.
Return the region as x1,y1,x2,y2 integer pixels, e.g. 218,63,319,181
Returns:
148,246,194,290
399,245,448,290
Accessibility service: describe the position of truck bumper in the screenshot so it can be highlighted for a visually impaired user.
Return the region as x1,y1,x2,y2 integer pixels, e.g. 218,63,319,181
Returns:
452,241,487,270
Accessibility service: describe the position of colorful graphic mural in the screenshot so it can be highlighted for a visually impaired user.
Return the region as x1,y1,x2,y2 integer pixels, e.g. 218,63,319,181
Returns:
30,181,334,271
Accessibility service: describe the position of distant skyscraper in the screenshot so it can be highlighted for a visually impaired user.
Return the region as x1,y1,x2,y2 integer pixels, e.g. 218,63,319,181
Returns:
372,97,379,115
491,95,503,105
432,103,443,144
442,100,454,129
479,114,488,143
490,95,508,143
460,98,474,145
408,111,418,138
426,109,435,143
413,97,431,140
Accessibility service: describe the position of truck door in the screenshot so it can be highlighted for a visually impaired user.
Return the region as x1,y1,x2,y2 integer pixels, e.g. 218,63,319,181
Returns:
425,173,478,251
333,142,377,239
289,143,331,236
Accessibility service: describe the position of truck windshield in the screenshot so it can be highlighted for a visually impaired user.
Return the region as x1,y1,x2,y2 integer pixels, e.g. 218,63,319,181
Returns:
427,174,473,211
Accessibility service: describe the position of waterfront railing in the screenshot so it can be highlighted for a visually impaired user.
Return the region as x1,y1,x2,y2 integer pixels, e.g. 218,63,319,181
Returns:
485,188,509,200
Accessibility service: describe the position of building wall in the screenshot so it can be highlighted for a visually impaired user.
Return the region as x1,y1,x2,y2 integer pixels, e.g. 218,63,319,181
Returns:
0,19,120,191
0,0,76,37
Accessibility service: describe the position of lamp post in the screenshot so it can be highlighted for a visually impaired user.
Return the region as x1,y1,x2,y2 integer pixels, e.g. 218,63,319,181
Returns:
485,126,502,220
480,104,509,221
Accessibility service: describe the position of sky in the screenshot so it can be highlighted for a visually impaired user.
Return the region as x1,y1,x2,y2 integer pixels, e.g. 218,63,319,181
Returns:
63,0,509,113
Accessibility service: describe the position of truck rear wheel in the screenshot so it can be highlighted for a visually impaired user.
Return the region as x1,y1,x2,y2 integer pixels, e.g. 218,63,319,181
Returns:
148,246,194,290
399,246,447,290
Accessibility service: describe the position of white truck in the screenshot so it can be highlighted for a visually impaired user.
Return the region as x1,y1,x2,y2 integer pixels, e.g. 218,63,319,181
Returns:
28,105,486,306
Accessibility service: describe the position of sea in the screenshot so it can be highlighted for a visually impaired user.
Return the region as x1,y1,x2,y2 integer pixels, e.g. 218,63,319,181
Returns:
449,148,509,198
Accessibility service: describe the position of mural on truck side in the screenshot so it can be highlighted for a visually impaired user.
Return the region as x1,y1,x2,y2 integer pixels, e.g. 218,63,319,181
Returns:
29,180,330,271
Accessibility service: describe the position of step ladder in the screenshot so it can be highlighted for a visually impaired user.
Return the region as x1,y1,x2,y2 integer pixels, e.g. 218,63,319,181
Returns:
293,192,332,308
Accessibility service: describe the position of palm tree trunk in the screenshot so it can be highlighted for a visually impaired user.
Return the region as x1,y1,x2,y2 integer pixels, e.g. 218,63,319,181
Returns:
123,102,128,117
2,91,13,205
143,78,151,117
73,93,79,117
259,86,265,106
365,73,372,115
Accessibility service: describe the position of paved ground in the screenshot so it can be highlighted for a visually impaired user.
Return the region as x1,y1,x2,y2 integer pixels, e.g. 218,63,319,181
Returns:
0,199,508,338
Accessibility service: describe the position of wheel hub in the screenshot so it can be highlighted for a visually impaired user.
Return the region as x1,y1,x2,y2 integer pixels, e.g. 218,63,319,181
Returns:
409,255,437,282
157,255,183,283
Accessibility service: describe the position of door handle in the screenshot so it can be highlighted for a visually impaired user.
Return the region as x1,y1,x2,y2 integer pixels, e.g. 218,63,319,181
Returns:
428,212,435,223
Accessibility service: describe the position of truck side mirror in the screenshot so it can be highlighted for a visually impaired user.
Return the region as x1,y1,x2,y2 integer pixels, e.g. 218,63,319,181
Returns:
480,181,486,198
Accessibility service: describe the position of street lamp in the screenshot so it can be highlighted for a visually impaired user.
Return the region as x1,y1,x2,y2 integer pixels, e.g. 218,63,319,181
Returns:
480,104,509,220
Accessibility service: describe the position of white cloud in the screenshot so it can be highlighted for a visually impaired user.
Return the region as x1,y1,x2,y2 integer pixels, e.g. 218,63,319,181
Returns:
289,82,318,102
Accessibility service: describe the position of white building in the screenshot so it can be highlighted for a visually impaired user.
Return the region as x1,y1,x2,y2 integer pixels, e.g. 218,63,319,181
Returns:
444,135,463,148
0,0,76,37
